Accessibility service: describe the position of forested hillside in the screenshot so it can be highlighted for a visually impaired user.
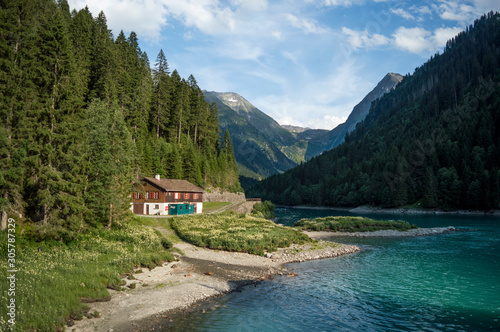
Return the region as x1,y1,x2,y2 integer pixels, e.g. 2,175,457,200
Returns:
0,0,240,232
249,12,500,211
204,91,299,179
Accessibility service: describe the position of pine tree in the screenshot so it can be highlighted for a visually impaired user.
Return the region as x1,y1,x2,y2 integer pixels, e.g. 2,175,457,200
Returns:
0,0,31,228
22,0,87,229
152,49,171,139
84,99,135,227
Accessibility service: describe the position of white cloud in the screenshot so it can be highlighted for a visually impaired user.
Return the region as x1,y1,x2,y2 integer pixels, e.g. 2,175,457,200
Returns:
271,30,283,40
393,27,433,53
69,0,168,40
342,27,390,49
286,14,331,34
253,59,374,130
392,26,463,55
162,0,236,35
213,40,265,61
277,113,348,130
432,26,463,46
438,1,476,22
322,0,363,6
410,5,433,16
230,0,268,11
433,0,500,23
390,8,415,20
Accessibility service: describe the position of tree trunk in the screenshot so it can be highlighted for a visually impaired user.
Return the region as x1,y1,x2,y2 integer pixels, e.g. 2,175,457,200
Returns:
108,203,113,229
194,121,198,145
1,207,7,230
178,119,182,144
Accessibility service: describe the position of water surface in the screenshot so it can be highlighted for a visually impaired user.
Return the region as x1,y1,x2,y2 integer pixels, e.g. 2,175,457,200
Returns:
163,208,500,331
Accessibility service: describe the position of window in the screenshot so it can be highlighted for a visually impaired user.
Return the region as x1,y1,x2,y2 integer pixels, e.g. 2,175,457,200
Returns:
184,193,190,199
174,192,180,199
154,192,159,199
194,193,199,200
145,192,149,199
154,204,159,209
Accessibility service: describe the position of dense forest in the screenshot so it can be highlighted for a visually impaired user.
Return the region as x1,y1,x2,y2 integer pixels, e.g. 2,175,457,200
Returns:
249,12,500,211
0,0,240,233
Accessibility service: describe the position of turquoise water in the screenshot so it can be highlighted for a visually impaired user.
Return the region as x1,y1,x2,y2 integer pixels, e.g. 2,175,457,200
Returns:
161,208,500,331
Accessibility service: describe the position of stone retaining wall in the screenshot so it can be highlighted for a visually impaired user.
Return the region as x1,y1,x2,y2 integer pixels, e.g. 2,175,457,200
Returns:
203,189,246,203
230,201,259,214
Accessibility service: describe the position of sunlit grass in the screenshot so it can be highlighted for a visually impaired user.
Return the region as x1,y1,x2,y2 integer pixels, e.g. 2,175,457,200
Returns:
171,212,312,255
202,202,232,213
0,222,175,331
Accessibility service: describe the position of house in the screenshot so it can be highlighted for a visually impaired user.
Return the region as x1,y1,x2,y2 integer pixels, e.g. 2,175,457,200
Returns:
131,175,204,215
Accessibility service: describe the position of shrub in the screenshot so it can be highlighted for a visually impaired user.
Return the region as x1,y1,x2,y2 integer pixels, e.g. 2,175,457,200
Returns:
171,213,311,255
294,216,417,232
251,201,276,219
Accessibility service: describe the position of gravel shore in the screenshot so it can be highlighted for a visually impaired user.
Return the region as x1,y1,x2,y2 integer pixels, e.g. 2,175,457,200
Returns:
70,240,359,332
305,226,458,238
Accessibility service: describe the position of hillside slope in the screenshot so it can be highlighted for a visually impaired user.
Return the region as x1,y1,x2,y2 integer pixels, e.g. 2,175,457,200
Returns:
204,91,298,179
205,72,402,180
248,12,500,211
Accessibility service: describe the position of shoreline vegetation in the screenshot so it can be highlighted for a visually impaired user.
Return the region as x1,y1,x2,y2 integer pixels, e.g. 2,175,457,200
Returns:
294,216,417,233
2,208,458,331
279,204,500,216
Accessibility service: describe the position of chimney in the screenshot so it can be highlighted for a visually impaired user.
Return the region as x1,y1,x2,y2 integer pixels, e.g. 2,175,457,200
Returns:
155,174,160,181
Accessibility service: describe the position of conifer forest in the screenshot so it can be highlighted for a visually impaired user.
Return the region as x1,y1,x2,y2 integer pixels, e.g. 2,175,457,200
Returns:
0,0,241,233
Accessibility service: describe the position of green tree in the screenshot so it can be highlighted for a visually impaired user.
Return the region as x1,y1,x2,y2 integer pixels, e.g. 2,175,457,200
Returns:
152,49,171,139
84,100,135,227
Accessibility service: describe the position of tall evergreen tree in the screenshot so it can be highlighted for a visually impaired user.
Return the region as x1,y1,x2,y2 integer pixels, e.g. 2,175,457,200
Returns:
152,49,171,139
22,0,87,229
84,100,135,227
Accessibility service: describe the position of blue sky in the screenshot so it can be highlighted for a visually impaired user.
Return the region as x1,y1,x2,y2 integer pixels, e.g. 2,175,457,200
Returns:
68,0,500,129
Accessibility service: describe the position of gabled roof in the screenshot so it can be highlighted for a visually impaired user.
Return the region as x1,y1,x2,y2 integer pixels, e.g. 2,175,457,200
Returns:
142,177,204,193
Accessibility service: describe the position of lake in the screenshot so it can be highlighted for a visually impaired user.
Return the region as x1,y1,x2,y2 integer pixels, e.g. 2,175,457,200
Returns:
159,208,500,331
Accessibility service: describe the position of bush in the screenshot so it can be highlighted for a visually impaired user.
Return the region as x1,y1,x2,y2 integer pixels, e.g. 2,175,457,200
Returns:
294,216,417,232
251,201,276,219
171,213,311,255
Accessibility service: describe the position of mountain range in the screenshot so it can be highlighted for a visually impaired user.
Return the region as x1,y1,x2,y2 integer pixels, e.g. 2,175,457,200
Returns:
204,72,402,183
247,12,500,211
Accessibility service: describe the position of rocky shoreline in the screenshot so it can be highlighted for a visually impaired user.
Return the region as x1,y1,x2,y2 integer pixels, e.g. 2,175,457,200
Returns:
69,240,360,332
305,226,458,238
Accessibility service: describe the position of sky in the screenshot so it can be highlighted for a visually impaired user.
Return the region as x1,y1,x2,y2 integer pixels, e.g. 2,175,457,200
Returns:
68,0,500,130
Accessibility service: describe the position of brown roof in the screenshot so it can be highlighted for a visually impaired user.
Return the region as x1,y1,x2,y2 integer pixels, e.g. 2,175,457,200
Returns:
143,177,204,193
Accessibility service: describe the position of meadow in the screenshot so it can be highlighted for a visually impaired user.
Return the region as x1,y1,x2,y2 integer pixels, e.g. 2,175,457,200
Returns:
0,221,175,331
294,216,417,232
171,212,312,255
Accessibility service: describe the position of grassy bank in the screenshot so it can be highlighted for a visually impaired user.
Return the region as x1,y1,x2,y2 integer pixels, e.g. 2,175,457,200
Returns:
294,216,417,232
171,212,312,255
0,221,176,331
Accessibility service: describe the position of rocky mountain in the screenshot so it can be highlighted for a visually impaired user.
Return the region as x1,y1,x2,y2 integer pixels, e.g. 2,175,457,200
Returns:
300,73,403,159
281,125,310,133
324,73,403,148
204,73,403,182
203,91,300,180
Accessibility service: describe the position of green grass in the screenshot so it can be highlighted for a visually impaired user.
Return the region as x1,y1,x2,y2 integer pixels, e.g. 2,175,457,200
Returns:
202,202,232,213
128,216,183,243
171,212,312,255
294,216,417,232
0,222,176,331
